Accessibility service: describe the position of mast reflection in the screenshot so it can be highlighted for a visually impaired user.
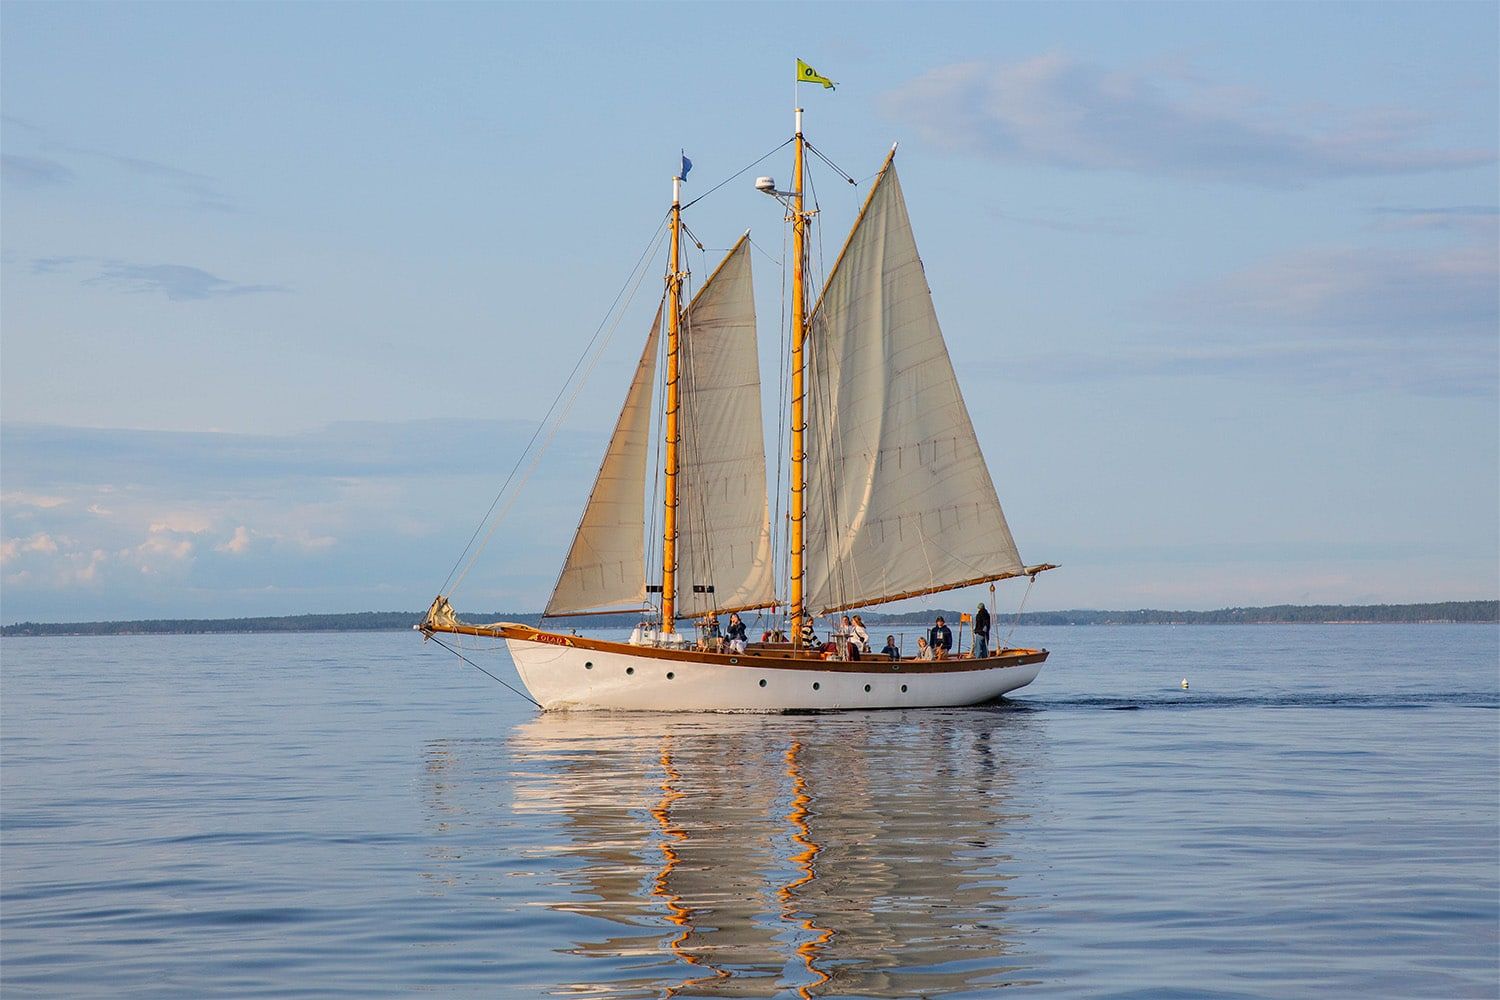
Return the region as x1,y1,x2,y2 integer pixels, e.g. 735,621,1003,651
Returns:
778,741,832,998
424,711,1041,996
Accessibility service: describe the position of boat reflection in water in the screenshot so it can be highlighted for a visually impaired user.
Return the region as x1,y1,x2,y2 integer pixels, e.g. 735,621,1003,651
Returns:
423,710,1044,997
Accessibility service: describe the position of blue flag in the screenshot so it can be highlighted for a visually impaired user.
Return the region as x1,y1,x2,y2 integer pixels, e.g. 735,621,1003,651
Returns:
679,152,692,182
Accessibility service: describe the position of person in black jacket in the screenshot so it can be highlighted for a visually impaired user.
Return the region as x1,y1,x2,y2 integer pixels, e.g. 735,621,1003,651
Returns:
972,602,991,658
928,616,952,660
726,612,748,653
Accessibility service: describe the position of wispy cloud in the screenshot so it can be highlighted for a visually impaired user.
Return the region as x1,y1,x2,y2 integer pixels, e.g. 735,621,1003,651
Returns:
1005,228,1498,397
882,55,1495,186
27,256,85,275
1172,240,1497,339
27,256,288,301
987,207,1136,236
2,119,237,211
1371,205,1499,233
1,154,75,188
90,262,288,300
64,146,236,212
1012,342,1496,398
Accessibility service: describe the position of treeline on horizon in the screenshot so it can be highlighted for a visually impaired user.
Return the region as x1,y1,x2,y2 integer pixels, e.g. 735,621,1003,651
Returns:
3,600,1495,637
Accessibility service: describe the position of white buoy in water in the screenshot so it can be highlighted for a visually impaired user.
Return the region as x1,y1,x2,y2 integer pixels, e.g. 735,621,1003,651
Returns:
1181,678,1190,689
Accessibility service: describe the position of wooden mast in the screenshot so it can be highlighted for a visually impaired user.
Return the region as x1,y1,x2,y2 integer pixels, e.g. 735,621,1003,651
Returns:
661,172,684,631
789,107,809,647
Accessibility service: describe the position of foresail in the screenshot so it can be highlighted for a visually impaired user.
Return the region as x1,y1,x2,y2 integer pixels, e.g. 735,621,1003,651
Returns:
674,236,777,619
804,163,1024,615
544,306,662,616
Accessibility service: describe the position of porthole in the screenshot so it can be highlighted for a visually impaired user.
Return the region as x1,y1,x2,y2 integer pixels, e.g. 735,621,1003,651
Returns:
812,682,821,691
666,671,675,680
626,666,634,676
758,679,767,688
901,684,908,693
864,684,872,692
585,661,593,669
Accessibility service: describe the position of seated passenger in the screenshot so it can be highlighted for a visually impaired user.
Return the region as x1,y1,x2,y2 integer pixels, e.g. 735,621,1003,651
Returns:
726,612,748,654
881,635,900,660
799,619,818,649
928,616,952,660
915,636,933,661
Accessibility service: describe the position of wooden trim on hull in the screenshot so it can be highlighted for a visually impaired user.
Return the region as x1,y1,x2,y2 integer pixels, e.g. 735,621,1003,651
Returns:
422,621,1048,675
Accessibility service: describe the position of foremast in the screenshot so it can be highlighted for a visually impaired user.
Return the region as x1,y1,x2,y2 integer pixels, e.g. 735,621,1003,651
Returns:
661,171,686,629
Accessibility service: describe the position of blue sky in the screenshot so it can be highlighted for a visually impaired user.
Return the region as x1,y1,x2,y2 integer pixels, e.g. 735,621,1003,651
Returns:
3,1,1496,622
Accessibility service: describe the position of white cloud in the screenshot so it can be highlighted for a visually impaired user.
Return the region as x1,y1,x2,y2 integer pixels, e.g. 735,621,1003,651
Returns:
0,532,61,563
882,55,1495,186
3,493,69,509
216,525,253,555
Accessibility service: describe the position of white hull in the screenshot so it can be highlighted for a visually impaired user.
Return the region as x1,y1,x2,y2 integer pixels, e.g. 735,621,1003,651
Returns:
506,633,1043,712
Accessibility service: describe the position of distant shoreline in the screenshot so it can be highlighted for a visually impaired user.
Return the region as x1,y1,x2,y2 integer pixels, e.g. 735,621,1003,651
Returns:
2,601,1494,637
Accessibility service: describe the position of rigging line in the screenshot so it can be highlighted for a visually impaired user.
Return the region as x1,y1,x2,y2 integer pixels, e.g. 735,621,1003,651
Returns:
803,139,858,186
746,235,782,267
809,315,853,618
645,291,668,622
679,221,707,252
678,280,714,619
451,227,668,597
680,137,795,211
427,635,542,709
802,160,852,617
771,218,791,615
807,166,828,309
439,211,671,596
1005,573,1039,647
685,308,718,621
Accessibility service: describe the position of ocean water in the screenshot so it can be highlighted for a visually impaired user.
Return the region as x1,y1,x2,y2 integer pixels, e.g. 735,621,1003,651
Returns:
1,624,1496,998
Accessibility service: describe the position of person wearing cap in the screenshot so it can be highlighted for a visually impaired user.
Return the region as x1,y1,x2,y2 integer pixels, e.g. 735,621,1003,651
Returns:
972,602,991,658
928,616,952,660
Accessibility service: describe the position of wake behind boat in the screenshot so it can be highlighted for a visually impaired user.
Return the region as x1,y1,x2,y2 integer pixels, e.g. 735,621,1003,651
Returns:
421,66,1056,711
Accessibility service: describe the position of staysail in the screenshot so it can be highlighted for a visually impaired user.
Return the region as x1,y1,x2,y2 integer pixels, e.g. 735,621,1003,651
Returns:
674,235,776,619
803,160,1025,614
544,306,663,616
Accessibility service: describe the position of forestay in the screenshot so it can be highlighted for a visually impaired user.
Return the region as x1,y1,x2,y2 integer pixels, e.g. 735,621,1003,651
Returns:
544,307,663,616
804,162,1024,614
674,236,776,619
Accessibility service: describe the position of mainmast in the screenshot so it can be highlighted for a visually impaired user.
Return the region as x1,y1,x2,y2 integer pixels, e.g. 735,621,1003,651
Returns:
788,107,809,647
661,172,685,630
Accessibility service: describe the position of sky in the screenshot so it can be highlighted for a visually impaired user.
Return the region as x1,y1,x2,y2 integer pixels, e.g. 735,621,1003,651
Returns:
2,1,1496,622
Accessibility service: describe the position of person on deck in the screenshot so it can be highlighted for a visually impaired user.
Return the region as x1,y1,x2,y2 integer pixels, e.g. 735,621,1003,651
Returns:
799,618,818,649
972,602,991,659
915,636,933,660
928,616,952,660
837,614,861,660
850,614,870,653
881,635,900,660
726,612,748,654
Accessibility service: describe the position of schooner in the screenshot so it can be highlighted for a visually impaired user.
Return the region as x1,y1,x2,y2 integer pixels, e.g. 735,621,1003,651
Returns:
421,77,1055,711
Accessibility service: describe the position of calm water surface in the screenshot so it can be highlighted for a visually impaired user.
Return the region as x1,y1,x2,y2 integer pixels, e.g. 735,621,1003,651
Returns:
2,625,1496,998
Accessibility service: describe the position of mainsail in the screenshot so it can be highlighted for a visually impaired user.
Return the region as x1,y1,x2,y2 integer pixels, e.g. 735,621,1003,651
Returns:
803,161,1025,614
674,236,776,619
544,307,663,616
